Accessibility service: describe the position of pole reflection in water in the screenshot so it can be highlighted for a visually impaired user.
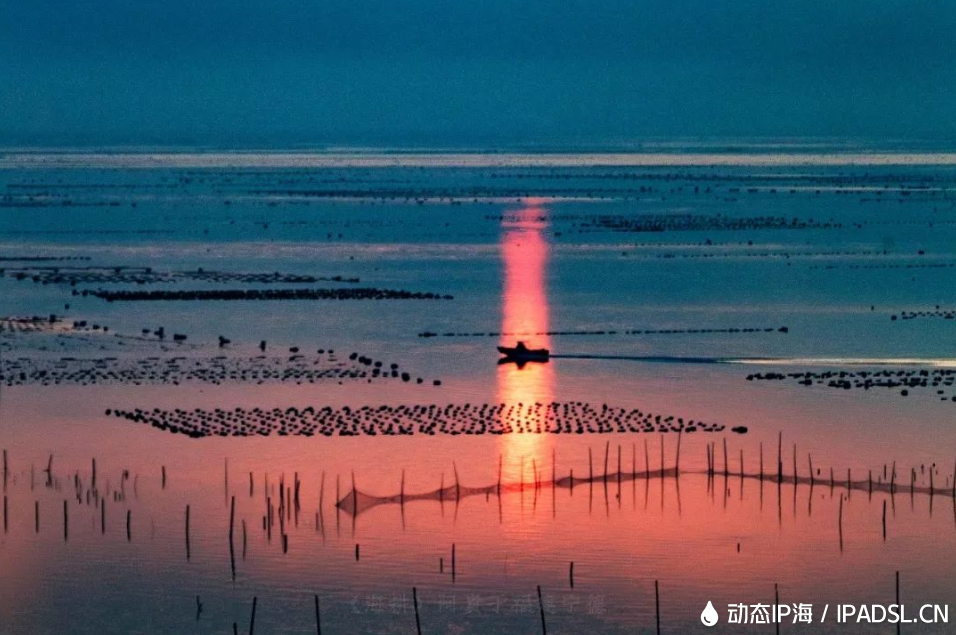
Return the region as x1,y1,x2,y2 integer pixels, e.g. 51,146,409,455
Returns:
497,199,555,518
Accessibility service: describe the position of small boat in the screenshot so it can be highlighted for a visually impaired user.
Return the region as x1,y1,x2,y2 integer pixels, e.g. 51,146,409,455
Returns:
497,341,550,365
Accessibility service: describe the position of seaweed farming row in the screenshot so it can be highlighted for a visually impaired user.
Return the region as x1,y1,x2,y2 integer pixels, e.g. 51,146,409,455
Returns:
2,265,360,286
747,369,956,402
77,288,453,302
1,351,439,387
575,213,840,233
104,402,736,438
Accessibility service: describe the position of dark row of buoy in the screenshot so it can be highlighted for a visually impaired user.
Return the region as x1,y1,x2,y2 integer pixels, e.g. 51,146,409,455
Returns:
895,308,956,322
748,369,956,401
814,262,956,271
578,213,840,234
0,349,440,387
3,265,360,287
105,401,738,438
76,287,453,302
0,255,90,262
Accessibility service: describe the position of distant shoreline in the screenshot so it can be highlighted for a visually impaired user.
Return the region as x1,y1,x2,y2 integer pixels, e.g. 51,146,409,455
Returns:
5,150,956,169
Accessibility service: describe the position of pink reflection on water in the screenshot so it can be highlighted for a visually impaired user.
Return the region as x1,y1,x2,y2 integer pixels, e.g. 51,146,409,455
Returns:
497,199,555,512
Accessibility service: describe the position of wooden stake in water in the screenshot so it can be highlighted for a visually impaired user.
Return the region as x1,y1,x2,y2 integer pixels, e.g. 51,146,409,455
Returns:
453,463,460,502
537,585,548,635
185,505,191,561
569,561,574,588
676,426,683,475
654,580,661,635
314,594,322,635
249,596,257,635
602,441,609,483
723,438,729,479
775,583,780,635
895,572,901,635
838,495,844,551
882,499,887,541
793,444,797,484
497,455,502,496
63,500,68,542
229,496,236,580
777,433,783,483
413,587,422,635
660,436,665,478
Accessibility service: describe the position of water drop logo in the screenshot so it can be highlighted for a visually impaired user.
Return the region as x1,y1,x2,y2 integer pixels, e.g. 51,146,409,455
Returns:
701,600,719,626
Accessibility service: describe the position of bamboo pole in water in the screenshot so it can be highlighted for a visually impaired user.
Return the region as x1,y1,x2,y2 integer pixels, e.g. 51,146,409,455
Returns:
793,444,797,484
497,455,502,496
603,441,609,484
882,500,887,540
723,438,728,479
413,587,422,635
838,496,844,551
775,584,780,635
675,427,682,476
896,572,901,635
654,580,661,635
537,585,548,635
777,433,783,483
660,436,665,478
249,596,257,635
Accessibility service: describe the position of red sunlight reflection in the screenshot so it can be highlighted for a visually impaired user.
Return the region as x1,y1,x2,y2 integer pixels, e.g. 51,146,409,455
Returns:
497,199,555,514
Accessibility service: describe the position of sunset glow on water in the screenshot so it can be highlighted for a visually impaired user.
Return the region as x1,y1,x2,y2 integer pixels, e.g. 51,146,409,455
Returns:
2,155,956,634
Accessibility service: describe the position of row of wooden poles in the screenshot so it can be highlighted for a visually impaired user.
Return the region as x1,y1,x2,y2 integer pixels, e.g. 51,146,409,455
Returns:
224,580,665,635
703,433,956,500
0,448,918,634
204,572,915,635
3,437,954,546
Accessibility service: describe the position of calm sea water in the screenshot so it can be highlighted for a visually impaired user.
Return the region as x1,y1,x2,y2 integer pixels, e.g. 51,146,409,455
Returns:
1,152,955,633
